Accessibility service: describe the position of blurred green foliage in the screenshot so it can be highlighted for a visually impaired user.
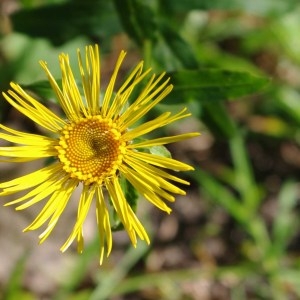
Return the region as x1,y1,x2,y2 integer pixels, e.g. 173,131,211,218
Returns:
1,0,300,299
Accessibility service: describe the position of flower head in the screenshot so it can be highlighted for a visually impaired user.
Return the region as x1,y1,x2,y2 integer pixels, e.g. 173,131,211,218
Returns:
0,45,199,264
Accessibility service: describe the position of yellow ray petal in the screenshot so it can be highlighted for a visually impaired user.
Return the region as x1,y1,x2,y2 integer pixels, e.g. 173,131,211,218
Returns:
15,174,69,210
122,112,171,141
0,145,57,158
123,163,178,201
124,154,190,185
0,133,56,146
120,165,172,213
2,86,65,132
9,83,65,128
119,76,173,130
133,107,192,136
107,64,151,120
0,163,61,195
105,176,150,245
77,45,100,114
129,151,194,171
102,51,127,116
123,156,186,196
24,178,77,233
6,171,67,208
60,53,88,118
0,124,57,145
95,187,112,264
38,179,78,244
105,176,130,230
60,184,95,252
129,132,200,148
113,176,150,244
40,59,79,121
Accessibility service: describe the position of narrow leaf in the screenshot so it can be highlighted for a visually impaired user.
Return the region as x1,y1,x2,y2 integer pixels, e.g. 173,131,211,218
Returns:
165,69,269,104
270,181,299,257
159,0,298,16
159,22,198,69
113,0,157,46
11,0,121,46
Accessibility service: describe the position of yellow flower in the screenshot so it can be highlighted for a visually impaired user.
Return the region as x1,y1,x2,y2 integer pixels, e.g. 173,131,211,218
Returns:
0,45,199,264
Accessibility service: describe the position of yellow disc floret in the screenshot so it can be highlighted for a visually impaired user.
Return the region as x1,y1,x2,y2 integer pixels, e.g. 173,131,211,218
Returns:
56,116,126,185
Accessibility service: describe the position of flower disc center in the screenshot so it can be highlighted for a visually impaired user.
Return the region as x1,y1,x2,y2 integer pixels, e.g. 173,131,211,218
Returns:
56,116,125,184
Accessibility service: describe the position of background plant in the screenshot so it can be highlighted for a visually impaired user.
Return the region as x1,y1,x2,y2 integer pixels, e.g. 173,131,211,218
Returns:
1,0,300,299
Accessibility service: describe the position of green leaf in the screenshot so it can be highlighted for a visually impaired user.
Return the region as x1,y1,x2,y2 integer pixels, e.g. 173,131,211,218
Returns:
274,86,300,126
192,168,270,252
163,68,268,139
229,134,261,211
159,0,299,16
271,11,300,65
3,253,30,300
192,168,248,222
55,237,100,298
164,69,270,104
22,79,83,105
113,0,157,46
159,22,198,69
11,0,121,46
90,241,150,300
201,102,237,139
277,269,300,296
22,80,60,102
63,290,92,300
270,181,299,258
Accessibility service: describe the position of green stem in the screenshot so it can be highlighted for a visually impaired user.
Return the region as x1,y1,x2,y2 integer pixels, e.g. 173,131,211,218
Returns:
143,39,152,70
229,133,260,213
90,242,149,300
229,134,271,263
